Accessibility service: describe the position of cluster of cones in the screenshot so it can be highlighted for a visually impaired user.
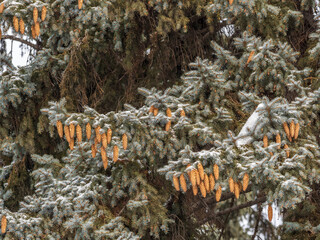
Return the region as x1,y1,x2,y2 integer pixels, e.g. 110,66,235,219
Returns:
172,163,250,202
56,121,128,170
149,106,186,131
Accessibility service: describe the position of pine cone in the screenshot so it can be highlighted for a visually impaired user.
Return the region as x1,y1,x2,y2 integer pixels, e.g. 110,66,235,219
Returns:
69,123,75,138
13,16,19,32
229,0,234,4
195,169,201,186
0,3,4,14
102,133,107,148
69,138,74,150
284,144,289,158
41,6,47,21
294,122,300,140
243,173,249,191
165,120,171,131
91,144,96,158
180,174,187,192
234,182,240,199
173,176,180,191
209,174,215,191
122,133,128,150
290,120,295,138
78,0,83,10
101,147,108,170
19,19,25,34
64,125,71,143
283,122,292,142
263,135,268,148
95,126,102,143
213,164,219,180
1,215,6,234
107,128,112,144
31,25,36,39
86,123,92,140
204,174,210,192
192,185,198,196
153,107,159,116
33,7,38,23
113,145,119,162
276,133,281,149
216,185,222,202
76,125,82,142
56,120,63,138
35,22,40,37
166,108,172,117
200,181,206,198
268,204,273,221
180,109,186,117
149,105,154,114
229,177,234,193
190,169,197,187
198,162,204,180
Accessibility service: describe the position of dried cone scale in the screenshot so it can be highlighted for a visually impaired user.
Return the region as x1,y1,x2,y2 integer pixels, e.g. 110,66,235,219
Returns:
101,147,108,170
229,0,234,4
149,105,154,114
243,173,249,191
209,174,215,191
166,108,172,117
107,128,112,144
234,182,240,199
69,124,75,138
276,133,281,149
91,144,96,158
192,185,198,196
200,182,206,198
113,145,119,162
13,16,19,32
283,122,292,142
41,6,47,21
284,144,290,158
86,123,91,140
180,174,187,192
165,121,171,131
122,134,128,150
290,120,295,138
213,164,219,180
268,204,273,221
263,135,268,148
246,50,255,64
102,133,107,148
180,109,186,117
1,215,7,234
153,107,159,116
229,177,234,193
33,7,38,23
76,125,82,142
173,176,180,191
64,125,71,143
294,123,300,140
0,3,4,14
198,163,204,180
56,120,63,138
19,19,25,34
216,186,222,202
95,126,101,143
78,0,83,10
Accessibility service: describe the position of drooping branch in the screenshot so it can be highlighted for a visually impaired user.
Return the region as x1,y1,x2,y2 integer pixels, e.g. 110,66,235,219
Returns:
197,196,267,226
1,35,41,50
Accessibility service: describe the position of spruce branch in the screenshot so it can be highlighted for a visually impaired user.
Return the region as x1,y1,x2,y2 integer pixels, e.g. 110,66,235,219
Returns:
1,35,41,50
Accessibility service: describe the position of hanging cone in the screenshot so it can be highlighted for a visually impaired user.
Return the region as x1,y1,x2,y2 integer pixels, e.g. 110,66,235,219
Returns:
268,204,273,221
209,174,215,191
35,22,40,37
198,162,204,180
213,164,219,180
180,174,187,192
263,135,268,148
91,144,96,158
180,109,186,117
192,185,198,196
41,6,47,21
204,174,210,192
76,125,82,143
195,170,201,186
216,185,222,202
234,182,240,199
229,177,234,193
200,181,206,198
113,145,119,162
294,122,300,140
95,126,101,143
19,19,25,34
31,25,36,39
283,122,292,142
290,120,295,138
13,16,19,32
149,105,154,114
0,3,4,14
64,125,71,143
165,121,171,131
69,138,74,150
153,107,159,116
166,108,172,117
284,144,290,158
33,7,38,23
107,128,112,144
101,147,108,170
243,173,249,191
69,123,75,138
122,133,128,150
229,0,234,4
102,133,107,148
173,176,180,191
246,50,255,65
276,133,281,149
56,120,63,138
1,215,7,234
190,169,197,187
86,123,91,140
78,0,83,10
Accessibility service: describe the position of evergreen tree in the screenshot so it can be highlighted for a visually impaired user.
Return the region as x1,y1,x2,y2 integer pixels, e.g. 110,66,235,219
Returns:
0,0,319,239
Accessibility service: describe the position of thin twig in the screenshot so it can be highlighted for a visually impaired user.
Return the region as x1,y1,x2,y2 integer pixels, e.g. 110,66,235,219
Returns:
1,35,41,50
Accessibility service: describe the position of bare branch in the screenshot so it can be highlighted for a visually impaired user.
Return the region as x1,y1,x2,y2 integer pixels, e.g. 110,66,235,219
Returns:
1,35,41,50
